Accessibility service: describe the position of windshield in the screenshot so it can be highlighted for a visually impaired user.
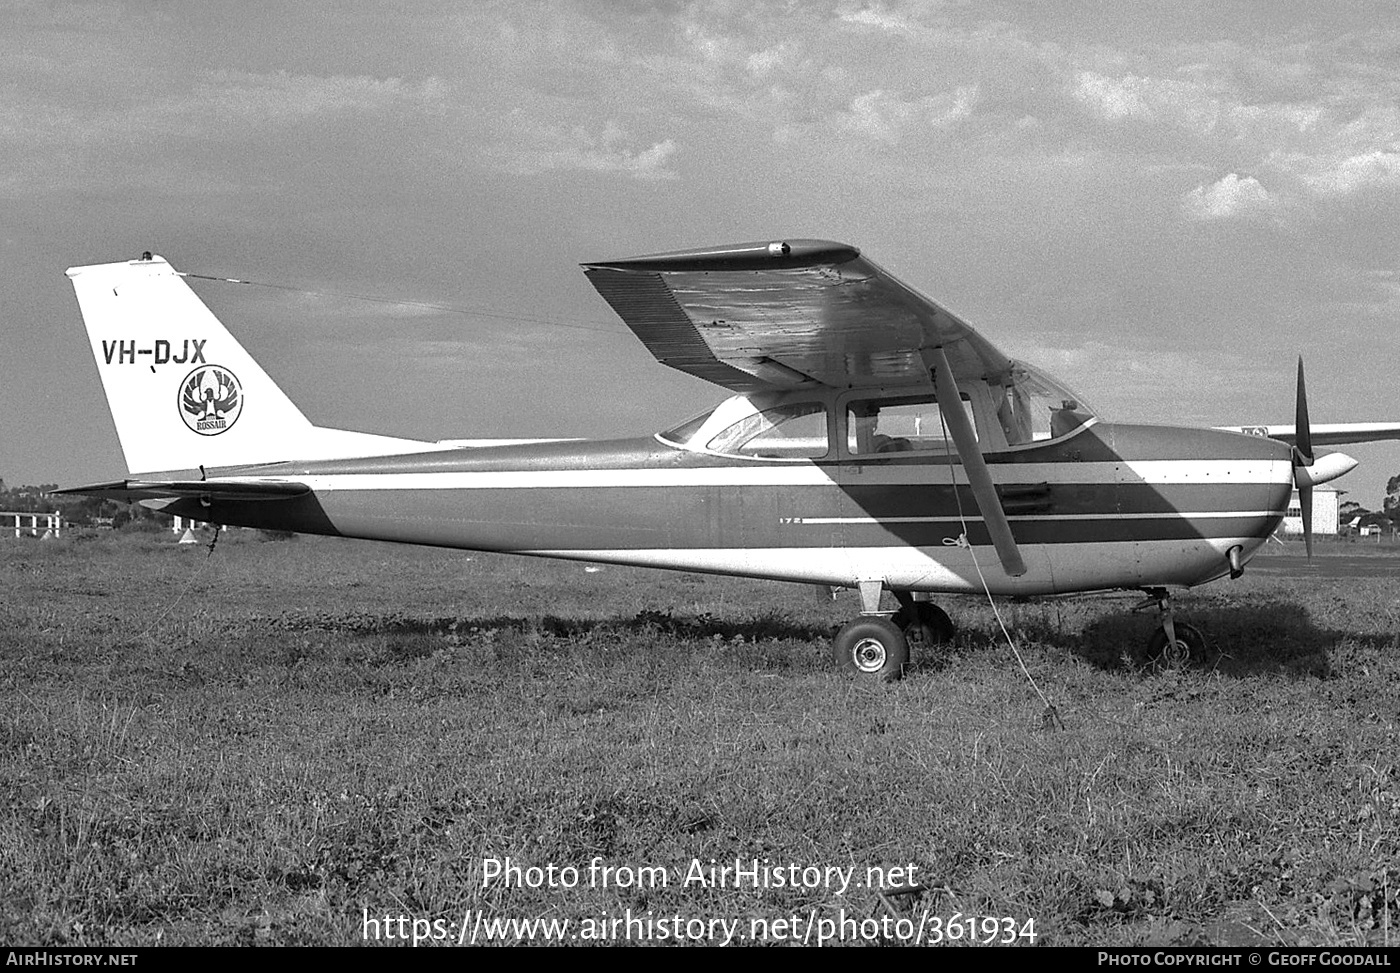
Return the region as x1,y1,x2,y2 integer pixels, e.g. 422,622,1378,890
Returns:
998,361,1097,445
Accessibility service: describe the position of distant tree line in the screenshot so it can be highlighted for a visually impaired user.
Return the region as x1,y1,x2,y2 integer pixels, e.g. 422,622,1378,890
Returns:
1340,500,1397,533
1332,475,1400,533
1385,475,1400,526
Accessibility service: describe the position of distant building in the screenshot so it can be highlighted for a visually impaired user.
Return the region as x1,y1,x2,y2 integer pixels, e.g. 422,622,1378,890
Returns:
1281,485,1340,535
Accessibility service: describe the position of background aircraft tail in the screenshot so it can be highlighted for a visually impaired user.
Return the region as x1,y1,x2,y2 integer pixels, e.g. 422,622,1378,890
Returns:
67,254,438,474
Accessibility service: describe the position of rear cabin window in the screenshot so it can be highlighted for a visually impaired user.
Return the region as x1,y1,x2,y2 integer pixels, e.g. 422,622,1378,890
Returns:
660,410,711,446
705,402,830,459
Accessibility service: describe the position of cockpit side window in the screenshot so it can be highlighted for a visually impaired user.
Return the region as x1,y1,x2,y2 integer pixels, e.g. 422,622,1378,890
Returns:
705,401,830,459
845,393,971,456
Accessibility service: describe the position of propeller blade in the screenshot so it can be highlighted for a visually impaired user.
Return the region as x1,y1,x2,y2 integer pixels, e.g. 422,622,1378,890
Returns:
1300,483,1314,559
1295,356,1312,465
1293,356,1315,559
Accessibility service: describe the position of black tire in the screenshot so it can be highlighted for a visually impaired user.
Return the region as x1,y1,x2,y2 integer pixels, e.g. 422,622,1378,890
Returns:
1146,622,1207,668
892,601,955,646
832,617,910,682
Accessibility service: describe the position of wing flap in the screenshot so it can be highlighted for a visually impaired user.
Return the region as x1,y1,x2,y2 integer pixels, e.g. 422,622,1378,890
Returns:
584,267,771,390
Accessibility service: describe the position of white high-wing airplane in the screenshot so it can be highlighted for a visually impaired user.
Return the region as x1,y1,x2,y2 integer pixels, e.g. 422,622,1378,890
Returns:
57,241,1398,679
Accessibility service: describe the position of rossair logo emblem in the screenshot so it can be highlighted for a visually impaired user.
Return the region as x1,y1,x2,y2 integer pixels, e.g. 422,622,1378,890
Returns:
179,365,243,435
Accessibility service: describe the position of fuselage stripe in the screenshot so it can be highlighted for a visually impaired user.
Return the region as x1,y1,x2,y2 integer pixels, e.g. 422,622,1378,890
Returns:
796,511,1279,524
271,459,1293,492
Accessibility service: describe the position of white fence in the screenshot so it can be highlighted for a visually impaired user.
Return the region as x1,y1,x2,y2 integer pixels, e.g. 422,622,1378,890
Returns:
2,511,61,538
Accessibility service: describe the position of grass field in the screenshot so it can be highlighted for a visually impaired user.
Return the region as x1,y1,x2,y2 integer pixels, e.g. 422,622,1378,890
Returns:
2,531,1399,947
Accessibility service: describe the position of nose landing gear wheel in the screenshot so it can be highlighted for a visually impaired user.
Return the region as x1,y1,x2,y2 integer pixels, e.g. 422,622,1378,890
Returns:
1146,622,1206,668
832,617,909,682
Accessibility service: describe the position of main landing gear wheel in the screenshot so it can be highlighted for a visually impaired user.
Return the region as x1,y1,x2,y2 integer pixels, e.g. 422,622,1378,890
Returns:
1146,622,1206,668
892,601,955,646
832,617,909,682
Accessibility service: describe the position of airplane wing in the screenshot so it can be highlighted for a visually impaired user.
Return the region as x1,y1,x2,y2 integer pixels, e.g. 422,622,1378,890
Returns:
51,479,311,503
583,239,1014,392
1215,422,1400,446
585,238,1030,577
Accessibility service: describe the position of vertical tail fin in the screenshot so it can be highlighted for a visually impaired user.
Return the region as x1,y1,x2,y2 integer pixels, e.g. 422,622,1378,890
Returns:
67,254,435,474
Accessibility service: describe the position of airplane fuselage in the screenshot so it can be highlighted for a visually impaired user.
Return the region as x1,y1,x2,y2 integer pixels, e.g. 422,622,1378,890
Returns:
156,420,1294,597
60,248,1378,677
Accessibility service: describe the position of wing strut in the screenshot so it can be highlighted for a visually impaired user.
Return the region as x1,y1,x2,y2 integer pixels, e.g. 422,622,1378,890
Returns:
929,348,1027,577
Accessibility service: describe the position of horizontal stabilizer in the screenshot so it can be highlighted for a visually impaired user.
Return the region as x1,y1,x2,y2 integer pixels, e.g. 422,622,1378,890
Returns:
53,479,310,503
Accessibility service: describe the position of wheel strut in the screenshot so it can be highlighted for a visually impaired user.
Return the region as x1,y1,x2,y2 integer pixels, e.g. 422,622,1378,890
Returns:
1134,587,1204,667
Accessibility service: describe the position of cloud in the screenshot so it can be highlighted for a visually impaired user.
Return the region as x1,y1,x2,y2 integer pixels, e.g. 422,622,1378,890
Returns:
489,122,679,181
0,67,455,197
837,3,921,36
1071,71,1228,134
1181,173,1275,221
745,43,795,80
1072,72,1154,121
1011,338,1278,426
1065,57,1400,214
836,85,977,142
183,71,448,127
0,70,447,153
1296,150,1400,196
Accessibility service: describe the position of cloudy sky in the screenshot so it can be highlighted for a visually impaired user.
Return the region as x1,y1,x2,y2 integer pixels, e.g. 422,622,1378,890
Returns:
5,0,1400,509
